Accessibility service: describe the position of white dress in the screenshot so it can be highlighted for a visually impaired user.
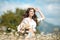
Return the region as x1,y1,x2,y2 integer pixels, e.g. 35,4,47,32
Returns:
17,17,43,38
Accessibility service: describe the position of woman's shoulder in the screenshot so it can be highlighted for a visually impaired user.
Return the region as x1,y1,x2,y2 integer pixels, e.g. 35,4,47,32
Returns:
23,17,29,21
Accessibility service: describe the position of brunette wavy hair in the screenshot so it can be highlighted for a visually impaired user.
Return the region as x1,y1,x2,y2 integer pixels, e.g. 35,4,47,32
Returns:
22,8,38,26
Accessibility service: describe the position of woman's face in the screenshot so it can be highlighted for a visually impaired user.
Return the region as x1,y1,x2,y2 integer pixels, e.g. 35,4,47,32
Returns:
29,9,35,17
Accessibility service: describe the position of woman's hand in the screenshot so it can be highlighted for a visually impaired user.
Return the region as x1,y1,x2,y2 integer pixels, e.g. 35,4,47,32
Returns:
35,8,41,12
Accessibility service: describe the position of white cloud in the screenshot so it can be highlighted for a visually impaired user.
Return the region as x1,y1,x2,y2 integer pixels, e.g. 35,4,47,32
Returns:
47,4,53,11
45,4,60,17
45,0,60,3
0,0,39,15
46,4,60,11
19,4,34,9
0,2,34,13
35,0,60,4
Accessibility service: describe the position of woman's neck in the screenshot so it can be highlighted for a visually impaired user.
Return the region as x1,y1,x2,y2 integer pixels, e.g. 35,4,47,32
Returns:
28,16,32,20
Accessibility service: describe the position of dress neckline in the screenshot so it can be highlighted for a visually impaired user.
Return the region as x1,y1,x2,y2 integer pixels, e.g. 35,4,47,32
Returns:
27,17,33,21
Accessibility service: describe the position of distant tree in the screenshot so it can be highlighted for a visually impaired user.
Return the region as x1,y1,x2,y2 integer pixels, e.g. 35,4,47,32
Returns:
0,8,25,31
15,8,26,25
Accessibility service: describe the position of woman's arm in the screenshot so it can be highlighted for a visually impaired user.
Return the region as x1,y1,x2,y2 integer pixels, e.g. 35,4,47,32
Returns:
35,8,45,20
38,10,45,20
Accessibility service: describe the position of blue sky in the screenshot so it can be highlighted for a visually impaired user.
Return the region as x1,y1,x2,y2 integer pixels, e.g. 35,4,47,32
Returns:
0,0,60,25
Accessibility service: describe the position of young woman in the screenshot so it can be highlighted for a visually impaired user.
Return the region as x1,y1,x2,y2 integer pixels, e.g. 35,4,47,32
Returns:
17,8,45,40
